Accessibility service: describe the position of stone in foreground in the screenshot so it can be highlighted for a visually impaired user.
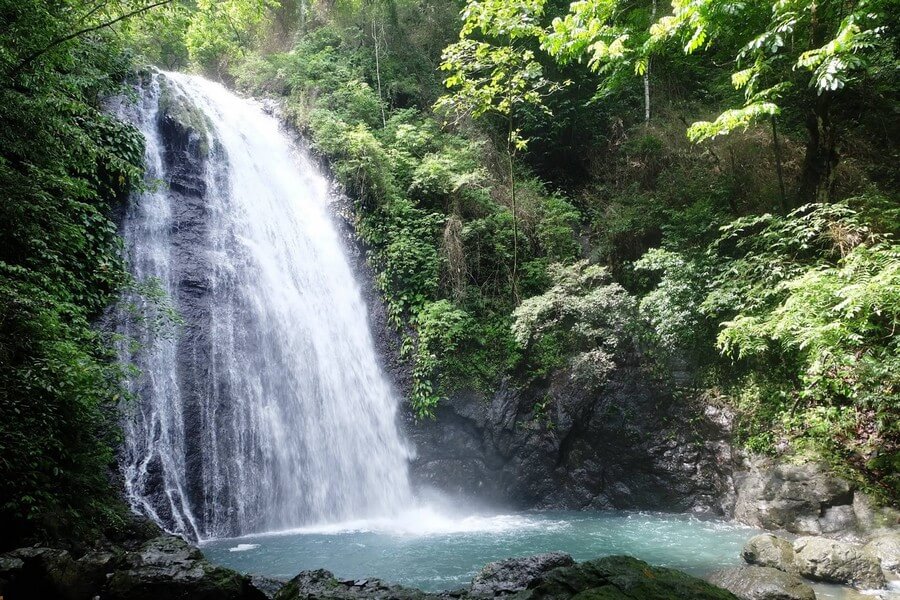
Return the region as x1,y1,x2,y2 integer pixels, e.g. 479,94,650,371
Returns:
470,552,576,595
742,534,798,574
707,565,815,600
272,556,739,600
863,531,900,574
104,536,266,600
273,569,436,600
793,536,885,589
520,555,738,600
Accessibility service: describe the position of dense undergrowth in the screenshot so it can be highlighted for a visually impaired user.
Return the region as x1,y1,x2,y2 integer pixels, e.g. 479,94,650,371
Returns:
0,0,897,546
0,1,149,546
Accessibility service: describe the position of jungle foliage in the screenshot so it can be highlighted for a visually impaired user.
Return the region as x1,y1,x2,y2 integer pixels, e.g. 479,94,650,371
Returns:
0,0,151,546
1,0,897,548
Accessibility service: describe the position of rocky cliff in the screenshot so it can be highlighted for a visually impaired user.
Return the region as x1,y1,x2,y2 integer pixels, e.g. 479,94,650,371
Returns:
338,203,736,515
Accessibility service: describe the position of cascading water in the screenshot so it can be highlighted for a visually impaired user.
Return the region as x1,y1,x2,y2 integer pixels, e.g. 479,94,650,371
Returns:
116,72,414,541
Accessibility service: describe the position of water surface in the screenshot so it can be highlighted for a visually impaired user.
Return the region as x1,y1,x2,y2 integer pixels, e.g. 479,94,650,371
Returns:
203,510,760,589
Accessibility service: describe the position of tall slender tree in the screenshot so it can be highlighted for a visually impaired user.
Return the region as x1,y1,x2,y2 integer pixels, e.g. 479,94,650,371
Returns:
436,0,560,302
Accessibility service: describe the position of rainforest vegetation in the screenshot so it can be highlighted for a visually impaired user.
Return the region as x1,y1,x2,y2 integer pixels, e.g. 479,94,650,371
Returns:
0,0,897,547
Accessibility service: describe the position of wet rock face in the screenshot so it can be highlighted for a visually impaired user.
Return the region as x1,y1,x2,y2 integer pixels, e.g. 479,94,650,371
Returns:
707,566,816,600
135,78,222,530
403,369,735,514
470,552,575,596
792,536,886,589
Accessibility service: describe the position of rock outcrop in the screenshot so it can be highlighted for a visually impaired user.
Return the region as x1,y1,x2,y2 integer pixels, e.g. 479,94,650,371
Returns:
739,531,895,593
730,457,899,538
863,531,900,575
0,536,267,600
105,536,266,600
707,565,815,600
401,371,736,514
732,458,854,535
792,536,886,589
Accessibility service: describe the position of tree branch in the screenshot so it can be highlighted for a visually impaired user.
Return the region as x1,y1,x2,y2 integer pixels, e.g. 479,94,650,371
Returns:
9,0,173,78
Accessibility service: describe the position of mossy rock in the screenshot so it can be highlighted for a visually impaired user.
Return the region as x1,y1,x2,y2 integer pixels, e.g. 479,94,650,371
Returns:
521,556,739,600
157,75,212,159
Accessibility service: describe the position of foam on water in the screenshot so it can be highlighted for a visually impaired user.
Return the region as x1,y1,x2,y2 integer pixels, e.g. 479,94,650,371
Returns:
223,509,569,539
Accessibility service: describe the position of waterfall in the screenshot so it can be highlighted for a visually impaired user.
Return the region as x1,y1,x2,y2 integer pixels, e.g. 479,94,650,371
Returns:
116,72,414,541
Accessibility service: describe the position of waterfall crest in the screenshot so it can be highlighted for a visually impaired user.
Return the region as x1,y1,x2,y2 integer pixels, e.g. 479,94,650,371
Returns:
116,72,413,541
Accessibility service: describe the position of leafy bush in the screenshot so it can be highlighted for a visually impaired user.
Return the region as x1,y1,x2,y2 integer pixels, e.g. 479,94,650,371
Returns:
635,201,900,496
408,300,474,418
719,241,899,473
513,261,636,387
535,195,581,261
359,198,444,327
634,248,715,365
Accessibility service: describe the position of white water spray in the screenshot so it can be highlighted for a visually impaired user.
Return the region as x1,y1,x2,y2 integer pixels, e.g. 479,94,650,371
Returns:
117,72,413,541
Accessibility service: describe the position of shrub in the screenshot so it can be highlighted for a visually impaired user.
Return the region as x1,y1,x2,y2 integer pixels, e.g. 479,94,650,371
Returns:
513,261,637,387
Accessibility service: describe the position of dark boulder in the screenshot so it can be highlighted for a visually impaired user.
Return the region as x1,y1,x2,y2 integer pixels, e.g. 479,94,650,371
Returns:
470,552,575,595
273,569,439,600
0,546,115,600
104,536,266,600
0,555,24,593
521,555,739,600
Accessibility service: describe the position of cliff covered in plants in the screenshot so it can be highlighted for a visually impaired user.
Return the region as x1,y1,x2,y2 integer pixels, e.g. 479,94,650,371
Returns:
0,0,897,549
180,0,899,502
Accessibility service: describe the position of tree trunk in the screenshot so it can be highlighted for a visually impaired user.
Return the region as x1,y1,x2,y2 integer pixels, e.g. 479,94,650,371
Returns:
643,0,656,125
508,148,519,304
643,70,651,124
507,117,519,304
771,116,787,211
797,92,838,204
372,17,387,128
797,2,838,204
